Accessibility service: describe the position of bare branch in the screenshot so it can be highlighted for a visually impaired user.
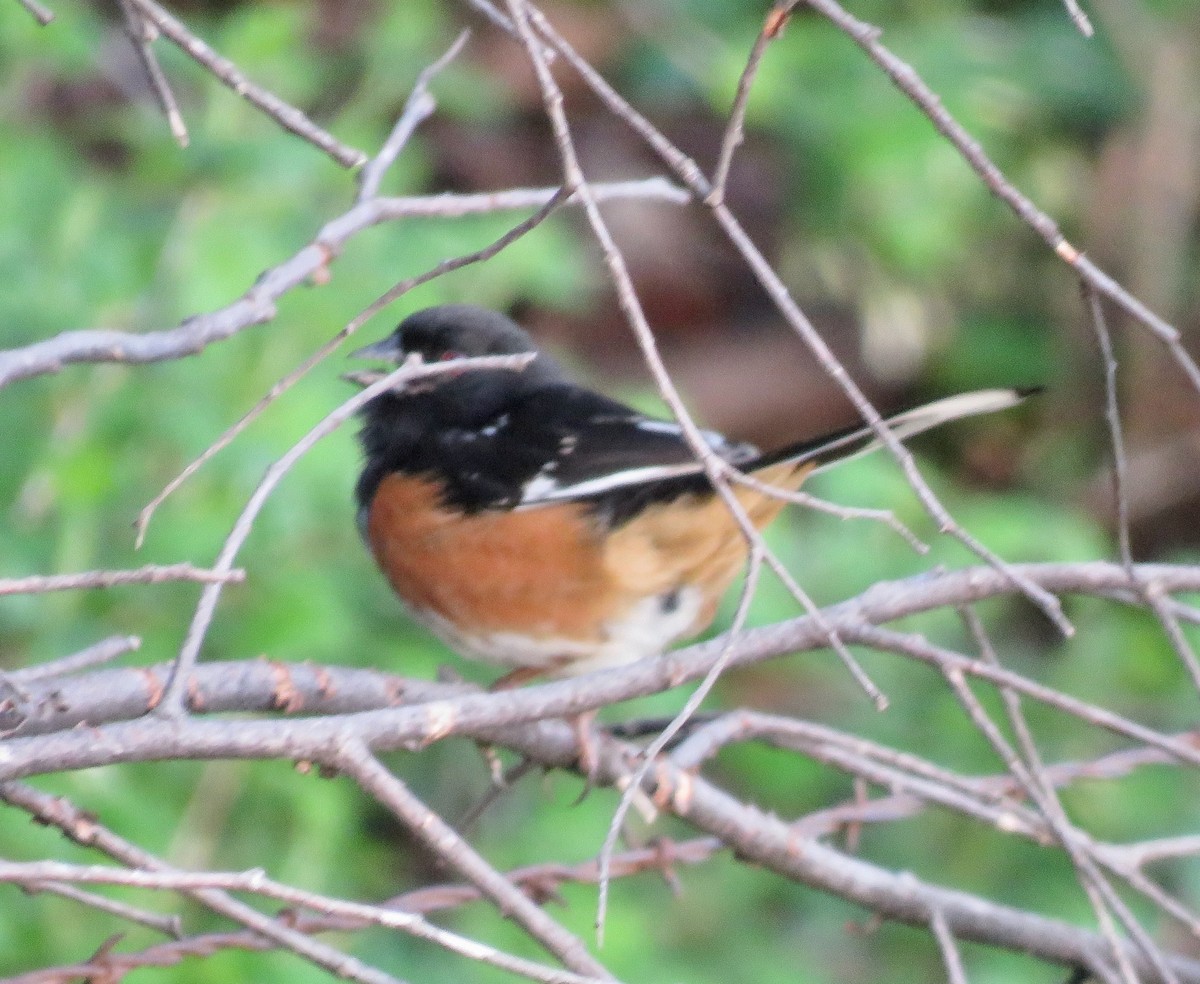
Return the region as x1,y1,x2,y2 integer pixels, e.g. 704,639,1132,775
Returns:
671,710,1048,842
21,879,182,938
929,905,970,984
336,742,615,982
7,840,719,984
5,561,1200,775
11,6,1200,982
0,782,408,984
1060,0,1094,36
6,635,141,685
125,0,365,167
654,754,1200,983
794,732,1200,843
596,543,765,942
796,0,1200,392
0,858,607,984
0,563,243,596
0,179,685,391
709,5,781,201
1086,286,1134,567
356,30,471,202
843,623,1200,768
727,471,930,553
1086,284,1200,695
14,0,54,26
940,651,1171,983
114,0,188,146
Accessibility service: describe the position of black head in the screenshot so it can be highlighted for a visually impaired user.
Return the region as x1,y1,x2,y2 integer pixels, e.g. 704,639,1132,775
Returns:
349,305,553,369
348,304,566,409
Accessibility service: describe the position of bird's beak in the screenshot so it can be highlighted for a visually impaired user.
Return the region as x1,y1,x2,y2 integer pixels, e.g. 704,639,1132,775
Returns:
344,335,406,388
348,336,404,362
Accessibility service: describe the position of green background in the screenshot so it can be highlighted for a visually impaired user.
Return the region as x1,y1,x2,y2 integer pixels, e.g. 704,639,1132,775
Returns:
2,1,1199,981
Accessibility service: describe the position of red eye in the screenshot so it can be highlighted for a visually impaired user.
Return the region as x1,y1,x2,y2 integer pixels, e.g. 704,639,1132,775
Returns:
439,350,462,361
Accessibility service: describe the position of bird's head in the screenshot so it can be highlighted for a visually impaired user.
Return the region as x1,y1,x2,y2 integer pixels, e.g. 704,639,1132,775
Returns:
345,304,567,436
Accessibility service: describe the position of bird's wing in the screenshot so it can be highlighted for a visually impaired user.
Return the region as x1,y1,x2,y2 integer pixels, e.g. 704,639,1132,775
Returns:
426,384,756,511
432,386,1031,516
511,386,758,506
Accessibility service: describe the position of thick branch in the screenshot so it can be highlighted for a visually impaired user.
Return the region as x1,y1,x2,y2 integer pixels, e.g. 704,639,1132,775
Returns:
3,561,1199,776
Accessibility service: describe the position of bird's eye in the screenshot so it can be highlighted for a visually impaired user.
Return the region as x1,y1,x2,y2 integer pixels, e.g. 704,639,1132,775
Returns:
438,350,462,361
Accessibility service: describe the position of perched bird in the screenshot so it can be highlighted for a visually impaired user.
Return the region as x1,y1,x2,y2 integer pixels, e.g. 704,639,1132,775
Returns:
348,304,1027,682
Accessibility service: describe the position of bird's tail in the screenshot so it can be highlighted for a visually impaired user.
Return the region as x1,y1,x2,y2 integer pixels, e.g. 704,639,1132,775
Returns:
747,387,1036,477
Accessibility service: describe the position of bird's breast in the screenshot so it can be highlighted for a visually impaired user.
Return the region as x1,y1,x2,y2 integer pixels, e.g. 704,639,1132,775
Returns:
364,473,739,673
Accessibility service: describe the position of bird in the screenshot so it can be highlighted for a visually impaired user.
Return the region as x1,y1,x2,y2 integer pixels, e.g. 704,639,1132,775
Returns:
347,304,1030,683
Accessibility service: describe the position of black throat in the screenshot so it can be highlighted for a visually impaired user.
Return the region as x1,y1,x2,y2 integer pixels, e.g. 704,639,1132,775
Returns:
353,358,563,517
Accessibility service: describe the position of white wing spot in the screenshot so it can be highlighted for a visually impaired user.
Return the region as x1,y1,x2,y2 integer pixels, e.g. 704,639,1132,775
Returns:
519,461,705,504
521,471,561,502
480,413,510,438
635,420,683,435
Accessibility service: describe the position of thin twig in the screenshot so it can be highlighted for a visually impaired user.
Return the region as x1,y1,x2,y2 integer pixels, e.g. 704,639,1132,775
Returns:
955,608,1177,984
7,635,141,684
10,839,721,984
940,664,1146,984
357,30,470,202
619,721,1200,983
461,0,556,60
1093,849,1200,941
15,0,54,25
670,709,1047,842
929,905,970,984
125,0,366,168
728,471,929,553
1109,835,1200,868
0,178,684,391
456,758,536,833
0,782,407,984
0,563,243,596
798,0,1200,393
709,5,780,201
1087,286,1133,567
1086,283,1200,693
335,742,615,982
792,730,1200,845
844,622,1200,769
114,0,188,146
595,544,766,945
23,880,182,938
0,859,606,984
1060,0,1095,38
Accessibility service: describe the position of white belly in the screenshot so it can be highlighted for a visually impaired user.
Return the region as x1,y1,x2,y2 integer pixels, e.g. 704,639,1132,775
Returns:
410,585,706,677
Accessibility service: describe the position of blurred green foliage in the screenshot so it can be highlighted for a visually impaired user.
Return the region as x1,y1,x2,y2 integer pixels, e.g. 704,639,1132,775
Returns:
2,1,1198,983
